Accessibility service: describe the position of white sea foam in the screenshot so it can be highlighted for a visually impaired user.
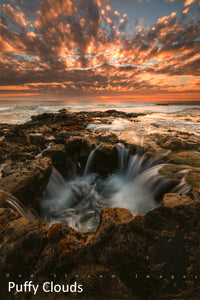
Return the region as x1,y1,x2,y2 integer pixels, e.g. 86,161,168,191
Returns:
0,107,13,111
41,145,189,233
0,103,199,136
87,111,200,136
87,118,133,132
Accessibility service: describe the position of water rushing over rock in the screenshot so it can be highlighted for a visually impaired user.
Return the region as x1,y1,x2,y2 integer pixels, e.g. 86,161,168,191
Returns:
0,190,36,221
41,145,188,233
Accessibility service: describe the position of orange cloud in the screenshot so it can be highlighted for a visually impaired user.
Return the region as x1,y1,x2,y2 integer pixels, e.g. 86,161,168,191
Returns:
2,4,28,28
0,0,199,99
184,0,196,6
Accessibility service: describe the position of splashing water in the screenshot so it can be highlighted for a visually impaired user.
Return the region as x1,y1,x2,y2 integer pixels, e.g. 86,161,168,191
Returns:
83,143,102,176
41,144,189,233
0,190,36,221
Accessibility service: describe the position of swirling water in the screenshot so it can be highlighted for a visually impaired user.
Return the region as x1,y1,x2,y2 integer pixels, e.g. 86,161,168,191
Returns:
41,145,189,233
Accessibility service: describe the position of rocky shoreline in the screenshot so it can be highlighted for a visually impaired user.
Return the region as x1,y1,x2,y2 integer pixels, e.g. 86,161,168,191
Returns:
0,109,200,299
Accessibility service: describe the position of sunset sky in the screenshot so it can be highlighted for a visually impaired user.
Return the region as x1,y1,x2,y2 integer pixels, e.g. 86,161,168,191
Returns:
0,0,200,102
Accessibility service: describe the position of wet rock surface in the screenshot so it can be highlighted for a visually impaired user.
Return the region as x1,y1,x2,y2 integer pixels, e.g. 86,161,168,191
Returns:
0,110,200,299
1,203,200,299
163,193,194,207
0,157,52,212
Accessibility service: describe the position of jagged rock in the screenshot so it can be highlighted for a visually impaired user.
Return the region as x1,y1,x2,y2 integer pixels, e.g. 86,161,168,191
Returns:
99,207,133,225
64,137,98,175
145,144,169,159
69,264,131,299
158,165,186,181
0,210,48,282
0,193,6,207
163,193,194,208
0,207,21,227
185,172,200,188
0,157,52,212
65,137,97,155
1,109,200,299
1,202,200,299
4,126,28,144
155,134,200,151
0,142,6,162
39,125,52,135
43,144,67,176
29,133,45,145
167,151,200,167
159,164,200,190
189,187,200,201
93,143,118,176
31,112,55,122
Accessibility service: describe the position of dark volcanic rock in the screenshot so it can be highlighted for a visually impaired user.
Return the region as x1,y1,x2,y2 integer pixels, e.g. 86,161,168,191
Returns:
0,211,48,276
1,201,200,299
43,144,67,176
163,193,194,208
93,143,118,176
189,187,200,201
0,109,200,299
5,126,28,144
0,157,52,212
29,133,46,146
154,133,200,151
167,151,200,168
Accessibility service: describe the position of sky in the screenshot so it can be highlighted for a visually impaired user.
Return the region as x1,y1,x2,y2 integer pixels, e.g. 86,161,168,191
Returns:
0,0,200,102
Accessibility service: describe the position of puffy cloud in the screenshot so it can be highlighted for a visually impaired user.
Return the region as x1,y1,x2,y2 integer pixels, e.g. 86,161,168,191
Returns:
114,10,120,16
184,0,196,6
136,18,144,32
2,4,28,28
157,15,169,24
0,0,200,98
182,7,189,14
0,36,15,52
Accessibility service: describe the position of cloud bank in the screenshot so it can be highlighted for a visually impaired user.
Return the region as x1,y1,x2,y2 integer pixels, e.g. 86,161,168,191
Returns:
0,0,200,99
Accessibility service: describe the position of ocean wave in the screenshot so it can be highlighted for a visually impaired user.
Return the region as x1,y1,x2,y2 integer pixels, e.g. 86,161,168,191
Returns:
65,103,157,110
0,107,13,111
150,105,200,114
0,103,199,125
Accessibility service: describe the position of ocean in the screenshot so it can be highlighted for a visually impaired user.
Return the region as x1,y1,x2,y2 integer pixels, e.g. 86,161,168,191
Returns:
0,100,200,136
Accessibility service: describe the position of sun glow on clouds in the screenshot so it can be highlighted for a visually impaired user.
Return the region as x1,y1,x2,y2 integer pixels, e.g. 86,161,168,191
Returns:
0,0,200,101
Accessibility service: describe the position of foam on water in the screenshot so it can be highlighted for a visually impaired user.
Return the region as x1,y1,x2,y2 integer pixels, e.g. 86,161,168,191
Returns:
41,144,189,233
87,118,133,132
0,107,13,111
87,111,200,136
0,103,199,126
